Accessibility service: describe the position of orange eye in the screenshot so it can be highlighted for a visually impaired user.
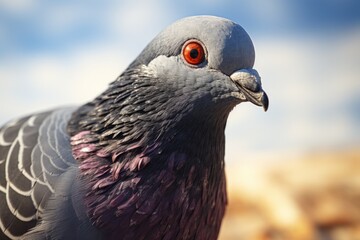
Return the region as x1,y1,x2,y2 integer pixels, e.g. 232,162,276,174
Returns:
182,41,205,65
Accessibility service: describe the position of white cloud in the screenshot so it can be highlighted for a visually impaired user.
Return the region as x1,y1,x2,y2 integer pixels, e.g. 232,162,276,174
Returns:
108,0,175,47
0,43,130,123
246,0,290,25
37,3,94,36
0,0,37,14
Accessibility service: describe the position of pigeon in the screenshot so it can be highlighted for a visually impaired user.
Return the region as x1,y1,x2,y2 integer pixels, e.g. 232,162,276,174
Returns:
0,15,268,240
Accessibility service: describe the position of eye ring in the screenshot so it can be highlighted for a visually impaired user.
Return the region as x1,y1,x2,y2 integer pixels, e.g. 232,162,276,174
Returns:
182,40,206,66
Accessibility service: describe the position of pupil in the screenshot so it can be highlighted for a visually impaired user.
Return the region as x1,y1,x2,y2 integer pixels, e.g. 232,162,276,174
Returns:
190,49,199,59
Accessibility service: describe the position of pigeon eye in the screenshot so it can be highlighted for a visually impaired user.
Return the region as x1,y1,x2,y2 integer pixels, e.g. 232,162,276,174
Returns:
182,41,205,65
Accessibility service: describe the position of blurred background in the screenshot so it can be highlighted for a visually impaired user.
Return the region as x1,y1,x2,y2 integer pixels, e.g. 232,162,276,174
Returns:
0,0,359,239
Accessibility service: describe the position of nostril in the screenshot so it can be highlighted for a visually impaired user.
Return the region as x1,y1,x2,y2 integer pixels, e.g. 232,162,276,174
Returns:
230,69,261,92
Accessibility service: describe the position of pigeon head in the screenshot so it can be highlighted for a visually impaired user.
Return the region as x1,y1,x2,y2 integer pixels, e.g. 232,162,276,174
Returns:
129,15,268,112
69,15,268,156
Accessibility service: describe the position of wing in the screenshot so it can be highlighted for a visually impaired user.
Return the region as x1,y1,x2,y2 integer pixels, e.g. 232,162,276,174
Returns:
0,108,76,239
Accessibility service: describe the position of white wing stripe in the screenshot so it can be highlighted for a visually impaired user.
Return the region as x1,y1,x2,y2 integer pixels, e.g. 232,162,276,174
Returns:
0,218,19,240
38,116,69,172
0,108,77,238
4,119,36,196
0,119,20,146
18,119,38,182
39,154,55,193
6,185,36,222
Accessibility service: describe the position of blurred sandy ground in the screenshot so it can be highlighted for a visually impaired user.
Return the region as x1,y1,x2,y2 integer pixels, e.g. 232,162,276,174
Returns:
219,148,360,240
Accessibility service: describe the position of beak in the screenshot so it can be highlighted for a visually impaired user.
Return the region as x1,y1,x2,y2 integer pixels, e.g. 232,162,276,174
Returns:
230,69,269,111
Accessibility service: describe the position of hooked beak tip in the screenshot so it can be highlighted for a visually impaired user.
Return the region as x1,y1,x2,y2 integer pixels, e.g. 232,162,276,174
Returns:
262,92,269,112
229,68,269,112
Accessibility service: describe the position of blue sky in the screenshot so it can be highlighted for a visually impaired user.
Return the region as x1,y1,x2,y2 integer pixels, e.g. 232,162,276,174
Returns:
0,0,359,162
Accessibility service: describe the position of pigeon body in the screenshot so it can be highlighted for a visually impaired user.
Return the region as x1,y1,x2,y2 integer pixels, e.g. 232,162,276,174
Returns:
0,16,268,239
